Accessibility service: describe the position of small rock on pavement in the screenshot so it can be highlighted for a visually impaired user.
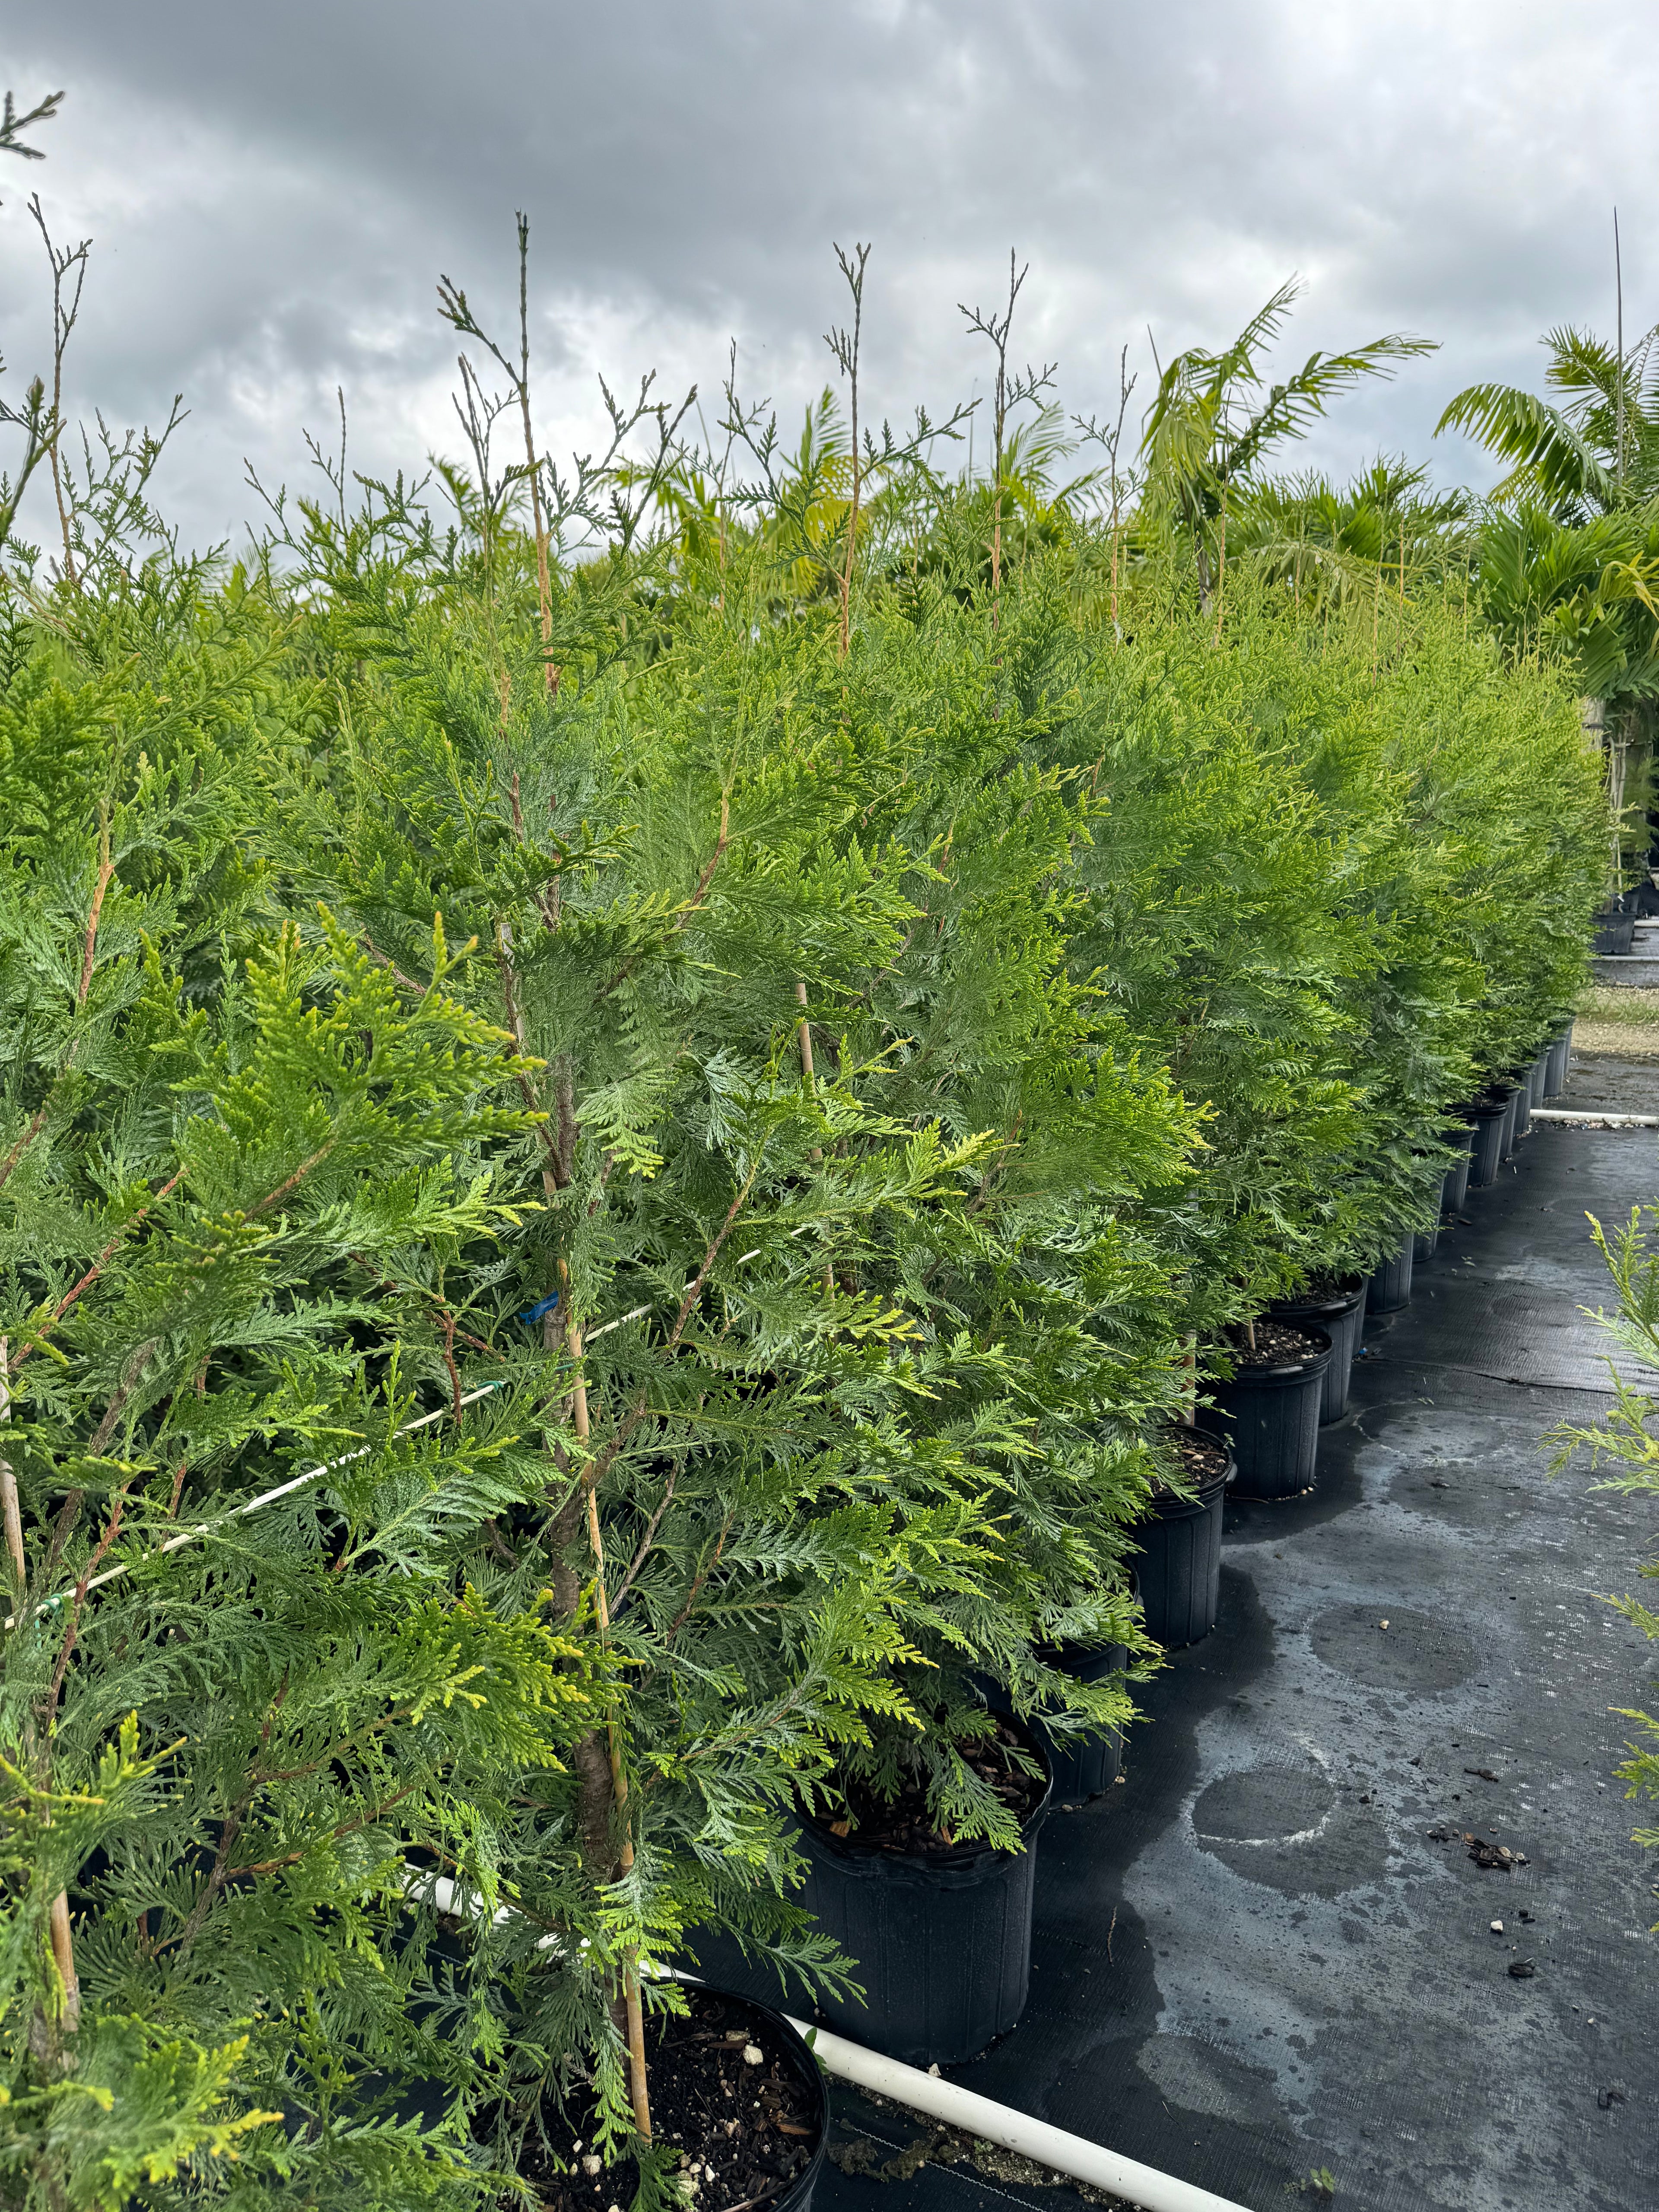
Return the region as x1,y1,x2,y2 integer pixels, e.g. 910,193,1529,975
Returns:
1468,1836,1527,1869
1599,2087,1626,2111
1509,1960,1536,1979
1490,1920,1503,1932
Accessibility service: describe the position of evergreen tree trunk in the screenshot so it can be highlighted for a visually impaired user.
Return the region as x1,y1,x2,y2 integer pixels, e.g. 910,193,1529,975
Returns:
504,892,654,2139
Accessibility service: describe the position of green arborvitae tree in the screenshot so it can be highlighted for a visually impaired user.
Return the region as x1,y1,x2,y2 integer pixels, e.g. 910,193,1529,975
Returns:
0,604,600,2209
258,493,1062,2173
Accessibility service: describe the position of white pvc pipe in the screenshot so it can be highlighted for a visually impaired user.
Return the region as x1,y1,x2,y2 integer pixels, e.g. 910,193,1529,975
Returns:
786,2017,1252,2212
3,1382,505,1631
8,1221,832,1633
413,1876,1249,2212
1532,1108,1659,1127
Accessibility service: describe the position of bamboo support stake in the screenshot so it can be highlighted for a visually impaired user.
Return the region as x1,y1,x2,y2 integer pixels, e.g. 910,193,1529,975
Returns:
515,220,556,697
3,1337,79,2033
1182,1335,1197,1427
48,1896,79,2032
0,1339,23,1587
567,1307,651,2140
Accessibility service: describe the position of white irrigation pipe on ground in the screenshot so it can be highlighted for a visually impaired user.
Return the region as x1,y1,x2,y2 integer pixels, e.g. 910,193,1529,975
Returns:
1532,1109,1659,1128
799,2024,1252,2212
413,1875,1251,2212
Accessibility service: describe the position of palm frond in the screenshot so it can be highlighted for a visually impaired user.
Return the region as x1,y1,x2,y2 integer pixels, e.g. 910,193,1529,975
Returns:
1436,381,1615,512
1225,334,1437,480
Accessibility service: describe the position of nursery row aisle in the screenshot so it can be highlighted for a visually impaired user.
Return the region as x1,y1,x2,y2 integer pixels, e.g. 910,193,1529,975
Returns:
821,1107,1659,2212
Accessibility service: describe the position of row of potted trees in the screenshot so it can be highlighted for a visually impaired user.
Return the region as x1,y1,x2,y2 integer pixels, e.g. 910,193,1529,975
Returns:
0,486,1611,2210
736,1028,1579,2085
1213,1026,1573,1508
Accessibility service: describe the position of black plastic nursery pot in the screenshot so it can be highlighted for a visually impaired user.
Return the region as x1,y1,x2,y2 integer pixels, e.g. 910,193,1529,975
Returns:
1413,1218,1439,1265
1500,1084,1521,1158
1027,1636,1129,1805
529,1985,829,2212
1129,1425,1233,1646
1592,904,1637,955
1269,1279,1365,1422
1545,1026,1572,1099
404,1941,830,2212
1526,1051,1548,1111
1210,1328,1332,1502
1510,1073,1533,1141
1468,1094,1510,1189
1441,1124,1475,1215
1367,1233,1414,1315
796,1734,1052,2067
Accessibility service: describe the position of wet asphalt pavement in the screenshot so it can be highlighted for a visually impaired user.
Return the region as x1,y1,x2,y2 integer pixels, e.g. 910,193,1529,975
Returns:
820,1060,1659,2212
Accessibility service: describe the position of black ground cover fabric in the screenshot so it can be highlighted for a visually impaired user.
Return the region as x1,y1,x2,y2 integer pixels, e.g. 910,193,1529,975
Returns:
817,1064,1659,2212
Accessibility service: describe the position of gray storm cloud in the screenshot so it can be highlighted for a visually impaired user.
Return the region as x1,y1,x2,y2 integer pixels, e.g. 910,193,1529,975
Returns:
2,0,1655,552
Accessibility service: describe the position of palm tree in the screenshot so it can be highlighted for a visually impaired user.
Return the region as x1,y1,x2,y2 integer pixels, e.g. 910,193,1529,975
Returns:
1228,458,1472,609
1439,328,1659,706
1475,505,1659,695
1437,324,1659,515
1139,279,1436,604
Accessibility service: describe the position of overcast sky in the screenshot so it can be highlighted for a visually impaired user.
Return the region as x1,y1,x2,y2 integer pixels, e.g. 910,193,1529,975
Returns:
3,1,1656,555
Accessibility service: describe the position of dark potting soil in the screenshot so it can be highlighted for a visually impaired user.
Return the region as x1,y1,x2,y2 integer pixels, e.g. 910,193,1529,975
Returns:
1155,1428,1229,1490
1228,1320,1319,1367
510,1990,817,2212
820,1716,1043,1853
1291,1272,1357,1303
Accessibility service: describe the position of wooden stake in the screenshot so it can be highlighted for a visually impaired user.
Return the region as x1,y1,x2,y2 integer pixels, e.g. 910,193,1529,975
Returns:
1616,207,1626,494
568,1308,651,2141
4,1338,79,2034
1182,1334,1197,1427
514,216,557,694
0,1338,23,1586
48,1895,79,2032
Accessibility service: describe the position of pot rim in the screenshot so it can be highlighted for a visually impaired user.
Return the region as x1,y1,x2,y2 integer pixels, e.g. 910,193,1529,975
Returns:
1218,1322,1333,1382
803,1720,1053,1871
1270,1277,1364,1320
1148,1416,1235,1503
635,1982,830,2211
